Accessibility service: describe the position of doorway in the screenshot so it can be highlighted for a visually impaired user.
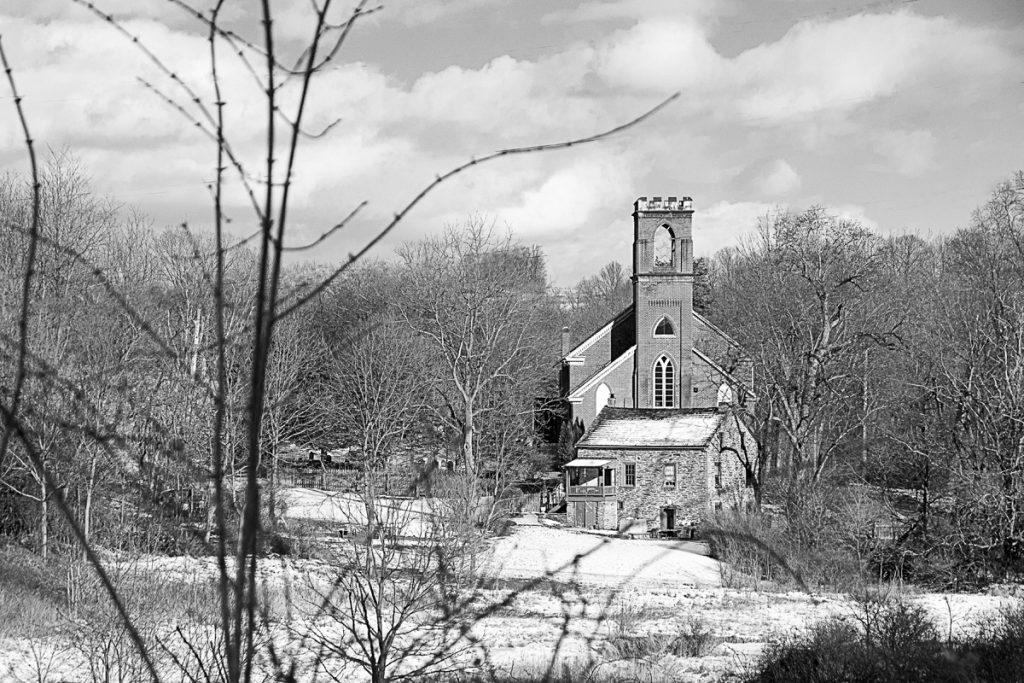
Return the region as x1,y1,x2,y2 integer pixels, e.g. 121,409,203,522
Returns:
662,507,676,531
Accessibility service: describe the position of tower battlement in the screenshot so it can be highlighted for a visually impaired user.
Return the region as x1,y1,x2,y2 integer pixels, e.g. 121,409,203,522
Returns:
635,196,693,212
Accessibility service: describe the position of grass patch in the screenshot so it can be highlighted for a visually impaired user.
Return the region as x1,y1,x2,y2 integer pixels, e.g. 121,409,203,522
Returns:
0,545,66,639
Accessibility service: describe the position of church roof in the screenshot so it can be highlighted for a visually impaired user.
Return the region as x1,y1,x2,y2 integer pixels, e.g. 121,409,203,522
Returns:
577,408,723,450
562,305,633,362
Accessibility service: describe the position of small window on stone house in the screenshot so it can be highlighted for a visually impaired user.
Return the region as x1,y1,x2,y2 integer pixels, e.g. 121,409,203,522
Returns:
714,502,723,512
715,461,722,490
654,317,675,337
663,464,676,488
625,462,636,487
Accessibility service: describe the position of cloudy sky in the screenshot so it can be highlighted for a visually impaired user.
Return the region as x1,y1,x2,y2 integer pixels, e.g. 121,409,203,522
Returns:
1,0,1022,285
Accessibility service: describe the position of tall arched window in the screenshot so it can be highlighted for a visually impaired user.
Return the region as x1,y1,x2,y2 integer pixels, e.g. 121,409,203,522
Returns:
654,316,675,337
653,225,674,268
653,355,675,408
717,382,733,405
596,383,612,414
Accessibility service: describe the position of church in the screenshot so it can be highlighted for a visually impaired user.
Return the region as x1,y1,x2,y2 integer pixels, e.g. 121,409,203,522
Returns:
558,196,757,532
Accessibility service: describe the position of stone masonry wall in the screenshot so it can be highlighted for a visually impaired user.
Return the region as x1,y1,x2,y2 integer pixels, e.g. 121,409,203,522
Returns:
577,446,708,529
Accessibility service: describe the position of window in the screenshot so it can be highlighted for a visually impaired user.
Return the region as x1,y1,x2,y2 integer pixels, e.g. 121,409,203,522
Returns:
717,382,733,405
715,461,722,490
653,224,674,267
625,463,636,487
663,464,676,488
653,317,675,337
596,382,612,414
714,502,723,512
653,355,675,408
617,501,624,511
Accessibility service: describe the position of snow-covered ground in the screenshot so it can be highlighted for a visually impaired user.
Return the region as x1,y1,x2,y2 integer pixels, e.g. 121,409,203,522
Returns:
482,517,722,589
2,493,1017,682
280,487,437,536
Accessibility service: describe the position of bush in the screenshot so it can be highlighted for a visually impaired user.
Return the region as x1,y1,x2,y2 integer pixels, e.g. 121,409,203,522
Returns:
670,615,720,657
959,599,1024,683
750,598,1024,683
0,545,65,639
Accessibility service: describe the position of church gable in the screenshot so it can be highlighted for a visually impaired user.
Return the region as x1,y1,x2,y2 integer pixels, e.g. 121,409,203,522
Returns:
560,305,634,396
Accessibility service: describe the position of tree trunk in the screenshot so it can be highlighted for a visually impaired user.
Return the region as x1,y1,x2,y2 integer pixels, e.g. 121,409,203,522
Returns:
83,455,97,560
462,407,476,475
268,443,277,528
205,477,215,545
40,477,48,560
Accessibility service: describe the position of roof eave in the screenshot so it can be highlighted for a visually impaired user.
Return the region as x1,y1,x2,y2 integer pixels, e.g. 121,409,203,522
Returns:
577,442,710,451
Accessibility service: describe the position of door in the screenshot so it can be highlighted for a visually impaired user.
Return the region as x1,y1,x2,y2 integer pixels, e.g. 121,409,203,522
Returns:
663,507,675,530
585,502,598,528
575,502,586,527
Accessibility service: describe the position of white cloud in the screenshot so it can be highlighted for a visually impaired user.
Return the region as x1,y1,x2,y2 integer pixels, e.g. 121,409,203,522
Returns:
595,11,1013,126
873,129,936,176
493,155,637,237
389,0,506,25
735,158,802,197
828,203,879,231
694,201,778,255
544,0,729,25
598,20,724,92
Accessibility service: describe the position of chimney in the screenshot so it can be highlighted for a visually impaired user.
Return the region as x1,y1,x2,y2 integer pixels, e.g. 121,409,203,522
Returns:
561,326,571,357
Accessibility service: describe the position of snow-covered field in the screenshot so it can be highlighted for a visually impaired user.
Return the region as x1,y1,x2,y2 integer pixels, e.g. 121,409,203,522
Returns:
280,487,437,536
2,491,1017,682
483,517,722,589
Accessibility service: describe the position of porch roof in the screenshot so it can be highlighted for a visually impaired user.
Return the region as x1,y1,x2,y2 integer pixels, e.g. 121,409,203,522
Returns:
562,458,613,468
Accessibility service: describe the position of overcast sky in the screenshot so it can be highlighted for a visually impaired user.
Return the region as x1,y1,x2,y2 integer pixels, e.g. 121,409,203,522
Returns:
1,0,1022,285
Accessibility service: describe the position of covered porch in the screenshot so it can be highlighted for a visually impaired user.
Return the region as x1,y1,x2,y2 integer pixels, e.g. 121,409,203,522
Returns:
562,458,617,499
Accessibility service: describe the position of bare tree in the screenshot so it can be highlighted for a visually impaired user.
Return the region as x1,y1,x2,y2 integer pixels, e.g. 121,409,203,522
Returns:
305,489,478,683
396,221,554,480
714,207,898,480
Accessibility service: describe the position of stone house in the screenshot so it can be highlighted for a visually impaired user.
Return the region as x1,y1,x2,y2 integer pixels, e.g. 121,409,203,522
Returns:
559,196,757,532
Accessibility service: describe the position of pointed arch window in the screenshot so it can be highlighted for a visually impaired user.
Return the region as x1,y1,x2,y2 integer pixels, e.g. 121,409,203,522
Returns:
653,316,675,337
653,225,674,268
596,383,612,414
653,355,675,408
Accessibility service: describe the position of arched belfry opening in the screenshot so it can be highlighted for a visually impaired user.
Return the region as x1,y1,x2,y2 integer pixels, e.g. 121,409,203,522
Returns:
653,224,674,268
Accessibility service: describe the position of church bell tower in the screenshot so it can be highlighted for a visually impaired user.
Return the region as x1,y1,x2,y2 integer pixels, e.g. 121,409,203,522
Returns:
633,196,694,409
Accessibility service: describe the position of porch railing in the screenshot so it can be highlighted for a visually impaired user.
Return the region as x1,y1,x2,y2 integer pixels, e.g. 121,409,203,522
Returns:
567,485,617,498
